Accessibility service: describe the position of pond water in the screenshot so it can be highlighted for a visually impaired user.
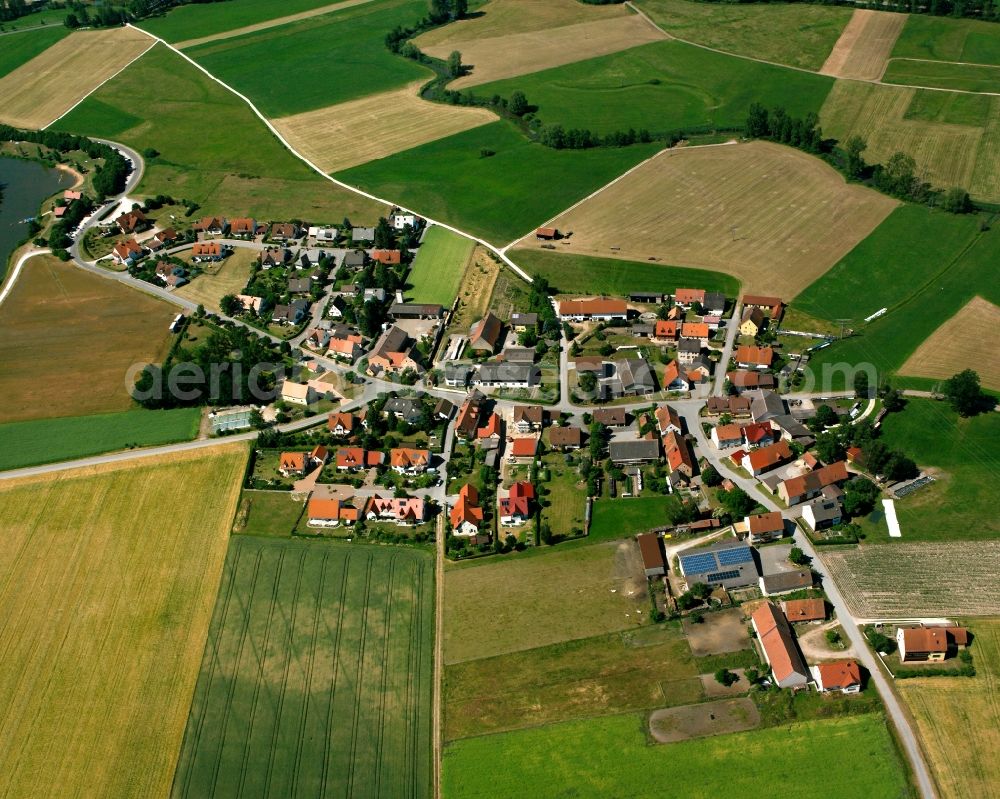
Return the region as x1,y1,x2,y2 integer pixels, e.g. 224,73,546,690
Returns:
0,156,73,281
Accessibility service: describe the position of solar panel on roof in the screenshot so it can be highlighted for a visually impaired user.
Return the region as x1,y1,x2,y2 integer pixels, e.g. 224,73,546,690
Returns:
680,552,718,574
717,546,753,566
706,570,741,583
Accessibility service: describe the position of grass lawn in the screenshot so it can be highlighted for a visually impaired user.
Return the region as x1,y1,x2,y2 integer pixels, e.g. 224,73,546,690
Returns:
862,399,1000,542
174,248,258,311
883,58,1000,94
337,121,661,244
407,225,475,306
634,0,851,71
172,536,434,799
0,25,68,78
54,44,384,222
891,13,1000,65
903,90,993,127
185,0,431,117
470,40,833,137
0,408,202,471
442,712,911,799
511,249,739,297
589,495,683,542
0,445,245,799
0,254,176,423
140,0,349,42
536,453,588,537
444,541,649,664
232,490,305,536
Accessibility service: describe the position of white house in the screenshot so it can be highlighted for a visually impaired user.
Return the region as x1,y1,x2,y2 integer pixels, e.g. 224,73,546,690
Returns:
281,381,316,405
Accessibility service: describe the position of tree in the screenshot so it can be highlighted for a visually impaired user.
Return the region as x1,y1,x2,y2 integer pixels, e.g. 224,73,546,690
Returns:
943,369,994,416
578,371,597,392
508,90,529,117
843,477,880,517
701,464,722,487
744,103,769,138
447,50,463,78
885,453,919,482
676,591,698,611
745,667,760,685
373,216,396,249
718,486,756,517
854,370,870,399
815,431,845,465
690,582,712,599
451,0,468,18
219,293,240,316
942,186,972,214
789,547,809,566
714,668,738,687
813,404,839,428
249,408,267,430
825,629,842,646
844,135,867,179
880,384,905,413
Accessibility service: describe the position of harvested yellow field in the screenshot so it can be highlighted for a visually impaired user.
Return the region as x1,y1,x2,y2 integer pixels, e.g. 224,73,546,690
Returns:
900,296,1000,390
820,9,907,80
0,444,246,799
274,84,497,172
820,80,994,200
898,619,1000,799
0,27,154,128
528,141,897,296
417,0,665,88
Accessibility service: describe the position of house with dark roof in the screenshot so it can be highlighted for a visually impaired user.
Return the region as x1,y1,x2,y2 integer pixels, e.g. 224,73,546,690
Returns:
678,540,758,589
468,312,503,353
609,438,661,466
475,362,539,388
390,303,443,320
702,291,726,315
759,569,814,596
802,499,842,531
510,312,538,332
593,408,627,427
637,533,666,577
512,404,544,433
444,364,474,387
272,299,308,325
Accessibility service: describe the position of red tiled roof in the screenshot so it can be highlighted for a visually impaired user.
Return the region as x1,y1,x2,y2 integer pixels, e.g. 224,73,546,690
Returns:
782,598,825,622
558,298,628,317
675,288,705,304
510,438,537,457
815,659,860,690
735,344,774,366
747,511,783,535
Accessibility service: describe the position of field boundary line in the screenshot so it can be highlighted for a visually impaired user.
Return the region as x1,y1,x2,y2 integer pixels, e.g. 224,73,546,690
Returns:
43,37,157,130
0,249,49,309
888,55,1000,70
123,27,534,283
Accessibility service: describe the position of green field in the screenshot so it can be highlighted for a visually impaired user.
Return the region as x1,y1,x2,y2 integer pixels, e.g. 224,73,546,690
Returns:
511,249,740,297
232,491,305,537
442,712,911,799
891,14,1000,65
0,408,202,471
590,495,683,542
407,225,474,305
470,40,833,136
801,212,999,388
903,90,993,126
172,536,434,799
337,121,661,244
140,0,350,42
792,206,980,323
883,58,1000,94
634,0,852,71
54,44,383,221
186,0,431,117
864,399,1000,542
0,25,68,78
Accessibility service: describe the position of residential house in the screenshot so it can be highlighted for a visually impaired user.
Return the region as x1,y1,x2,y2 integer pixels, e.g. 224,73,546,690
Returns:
702,315,722,330
476,412,502,443
741,422,776,448
673,288,705,308
308,226,339,241
512,405,544,434
548,425,583,450
778,462,849,505
260,247,288,269
193,216,225,235
308,498,362,528
637,533,666,577
593,408,627,427
148,227,177,250
802,499,843,531
342,249,366,270
434,398,455,420
614,358,657,396
281,381,316,405
112,238,143,265
742,294,784,318
655,404,682,436
475,362,539,388
336,448,384,472
327,333,364,362
783,598,826,623
681,322,710,346
759,569,814,596
468,312,503,354
678,540,757,589
508,436,538,463
328,412,359,437
272,300,308,325
740,307,766,337
557,298,628,322
390,211,421,230
711,423,743,450
662,360,690,392
287,277,314,295
450,484,484,537
116,208,147,234
741,441,793,476
510,313,538,332
812,660,862,694
444,364,473,387
745,511,785,544
499,481,534,525
734,345,774,370
609,438,661,466
727,371,776,393
499,346,535,364
278,451,307,477
351,226,375,243
384,397,424,424
454,391,484,439
702,291,726,315
367,326,421,377
192,241,225,262
154,260,184,285
664,431,695,478
706,396,751,417
269,222,301,241
235,294,264,314
653,320,679,342
367,495,427,526
390,447,431,474
371,248,401,265
897,627,969,662
751,602,810,688
229,217,257,237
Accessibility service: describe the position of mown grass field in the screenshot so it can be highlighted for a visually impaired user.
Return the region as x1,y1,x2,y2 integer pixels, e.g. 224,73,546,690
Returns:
883,58,1000,94
55,45,384,221
804,220,1000,389
511,250,739,297
407,225,476,305
174,247,258,311
891,13,1000,65
0,25,69,79
537,141,895,296
0,254,176,423
635,0,852,71
172,536,434,799
900,296,1000,389
186,0,430,117
0,408,202,471
0,27,153,129
232,490,306,537
140,0,358,42
0,445,245,799
442,712,910,799
336,121,661,244
472,40,833,136
818,9,906,81
589,495,683,542
899,618,1000,799
444,541,647,664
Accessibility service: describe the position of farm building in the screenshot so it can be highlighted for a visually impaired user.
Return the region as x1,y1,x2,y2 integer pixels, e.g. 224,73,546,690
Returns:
535,226,560,240
742,294,784,317
557,297,628,322
468,312,504,353
751,602,809,689
476,362,540,388
677,541,758,590
812,660,861,694
782,598,826,623
759,569,814,596
741,441,793,476
609,438,661,466
637,533,666,578
510,312,538,332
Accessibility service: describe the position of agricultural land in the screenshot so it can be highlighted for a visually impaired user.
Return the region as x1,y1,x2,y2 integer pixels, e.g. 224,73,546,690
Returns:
0,27,154,129
407,225,475,306
819,9,907,80
0,445,246,799
882,59,1000,93
635,0,852,71
444,541,648,664
172,536,434,799
529,141,896,296
442,712,910,799
336,121,661,244
174,247,261,311
139,0,358,42
890,13,1000,64
899,296,1000,389
898,619,1000,799
471,40,833,136
0,254,175,423
273,84,496,174
0,26,70,79
55,44,384,221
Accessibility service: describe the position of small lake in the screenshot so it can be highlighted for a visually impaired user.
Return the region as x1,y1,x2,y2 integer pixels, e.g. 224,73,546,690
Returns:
0,156,74,282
